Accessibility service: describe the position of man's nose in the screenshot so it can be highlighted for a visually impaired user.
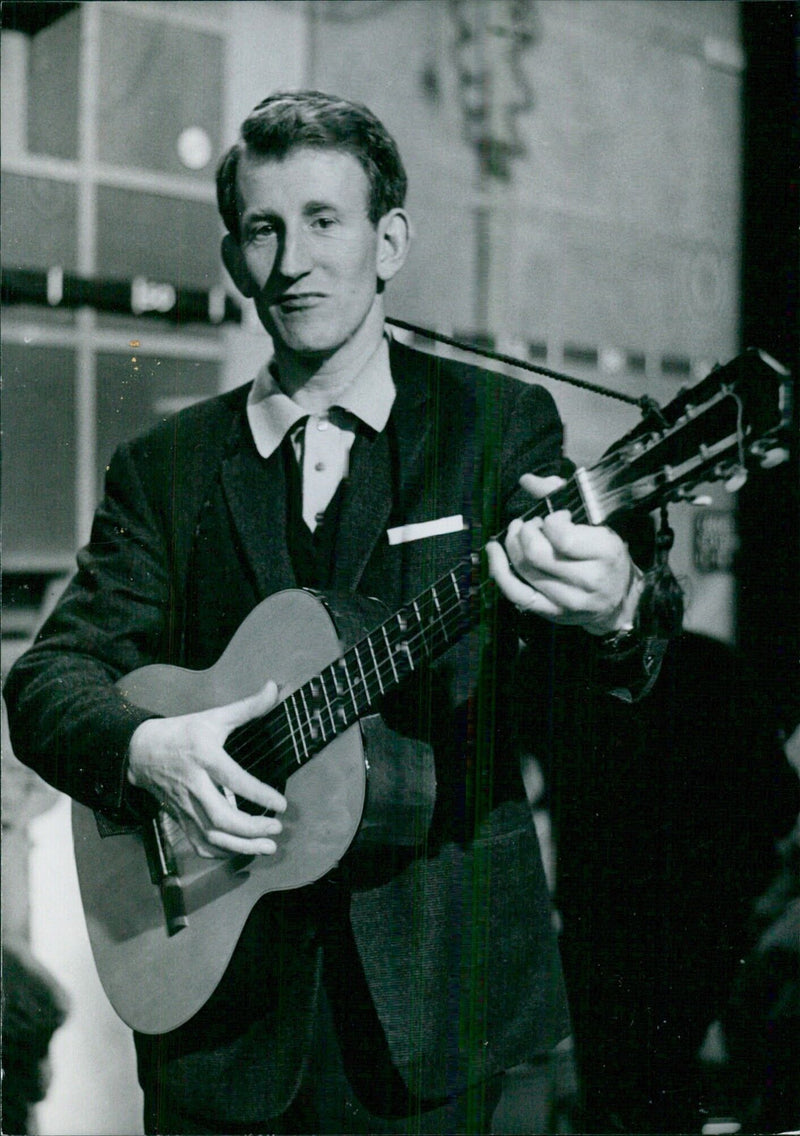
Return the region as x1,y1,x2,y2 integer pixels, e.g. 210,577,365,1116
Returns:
277,226,312,277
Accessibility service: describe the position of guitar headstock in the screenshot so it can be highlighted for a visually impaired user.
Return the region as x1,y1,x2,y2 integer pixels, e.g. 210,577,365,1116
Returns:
588,349,793,523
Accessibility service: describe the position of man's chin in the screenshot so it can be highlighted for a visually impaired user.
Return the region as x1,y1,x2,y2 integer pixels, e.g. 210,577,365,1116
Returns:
263,303,381,363
263,317,338,358
274,337,338,361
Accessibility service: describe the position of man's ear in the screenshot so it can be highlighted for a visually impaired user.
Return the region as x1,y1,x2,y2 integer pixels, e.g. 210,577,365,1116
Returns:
221,234,254,298
376,209,411,284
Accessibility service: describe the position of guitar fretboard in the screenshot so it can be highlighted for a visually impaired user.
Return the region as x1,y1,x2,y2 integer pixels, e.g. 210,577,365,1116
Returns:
226,561,475,784
226,482,585,784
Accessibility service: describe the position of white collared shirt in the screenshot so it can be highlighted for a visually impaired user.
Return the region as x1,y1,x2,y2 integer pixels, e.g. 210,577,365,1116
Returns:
246,335,395,531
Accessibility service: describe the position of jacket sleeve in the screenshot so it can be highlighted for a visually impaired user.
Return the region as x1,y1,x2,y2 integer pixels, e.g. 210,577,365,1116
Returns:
3,441,174,823
497,377,671,703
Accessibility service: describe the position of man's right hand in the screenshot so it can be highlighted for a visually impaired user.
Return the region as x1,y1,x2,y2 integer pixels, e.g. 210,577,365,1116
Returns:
127,681,287,858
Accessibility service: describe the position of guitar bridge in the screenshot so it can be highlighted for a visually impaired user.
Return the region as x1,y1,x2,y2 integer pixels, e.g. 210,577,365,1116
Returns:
143,812,188,936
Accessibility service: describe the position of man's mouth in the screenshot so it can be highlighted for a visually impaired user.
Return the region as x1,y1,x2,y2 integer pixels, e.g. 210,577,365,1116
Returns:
274,293,325,312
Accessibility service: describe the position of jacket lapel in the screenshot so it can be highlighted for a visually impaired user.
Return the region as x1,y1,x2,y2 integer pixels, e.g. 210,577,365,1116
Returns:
387,338,438,504
331,428,393,591
219,421,296,600
331,339,433,592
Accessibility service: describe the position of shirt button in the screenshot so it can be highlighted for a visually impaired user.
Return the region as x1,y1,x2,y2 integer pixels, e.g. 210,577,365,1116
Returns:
315,461,326,472
317,418,329,431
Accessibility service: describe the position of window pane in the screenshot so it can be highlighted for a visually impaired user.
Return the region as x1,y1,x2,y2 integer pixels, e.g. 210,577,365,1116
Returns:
2,344,76,562
2,305,76,330
96,352,220,494
27,7,80,161
96,187,222,291
97,9,223,180
1,173,78,271
94,311,222,339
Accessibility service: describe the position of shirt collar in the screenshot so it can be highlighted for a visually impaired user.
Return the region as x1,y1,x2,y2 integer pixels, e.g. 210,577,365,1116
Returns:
246,334,395,459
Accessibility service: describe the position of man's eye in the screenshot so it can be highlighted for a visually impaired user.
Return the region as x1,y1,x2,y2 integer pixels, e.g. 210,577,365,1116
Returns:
311,216,337,230
249,223,276,240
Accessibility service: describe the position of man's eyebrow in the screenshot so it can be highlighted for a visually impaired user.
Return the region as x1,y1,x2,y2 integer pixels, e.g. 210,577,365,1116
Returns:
242,201,343,226
242,209,279,228
302,200,342,215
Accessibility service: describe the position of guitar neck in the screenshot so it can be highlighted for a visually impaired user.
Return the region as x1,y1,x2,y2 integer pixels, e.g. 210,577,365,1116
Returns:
226,481,586,783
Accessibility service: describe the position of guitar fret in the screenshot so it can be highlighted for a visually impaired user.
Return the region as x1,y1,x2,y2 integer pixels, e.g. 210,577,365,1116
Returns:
396,611,415,671
381,625,400,683
435,582,454,643
431,583,443,620
282,700,301,765
410,600,427,660
352,643,371,709
319,670,337,735
289,692,309,760
330,662,352,727
298,685,318,747
338,657,359,717
367,636,385,695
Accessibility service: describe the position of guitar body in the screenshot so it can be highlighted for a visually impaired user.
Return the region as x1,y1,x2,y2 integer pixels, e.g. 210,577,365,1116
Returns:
72,588,435,1035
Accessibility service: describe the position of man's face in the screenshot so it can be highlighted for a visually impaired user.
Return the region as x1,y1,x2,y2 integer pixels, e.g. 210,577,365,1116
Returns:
229,147,385,359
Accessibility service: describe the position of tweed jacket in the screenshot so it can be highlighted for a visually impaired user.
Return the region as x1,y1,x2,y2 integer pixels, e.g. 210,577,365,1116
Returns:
7,339,587,1123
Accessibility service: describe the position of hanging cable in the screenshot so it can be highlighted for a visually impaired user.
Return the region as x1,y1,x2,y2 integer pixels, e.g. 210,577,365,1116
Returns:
386,316,655,412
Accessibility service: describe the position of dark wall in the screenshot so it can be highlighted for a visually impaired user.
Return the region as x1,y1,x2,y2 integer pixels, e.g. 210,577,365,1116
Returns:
737,1,799,732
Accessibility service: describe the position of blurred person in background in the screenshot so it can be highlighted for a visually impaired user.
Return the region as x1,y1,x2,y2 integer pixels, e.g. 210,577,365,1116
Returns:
1,943,69,1136
722,781,800,1133
526,617,799,1133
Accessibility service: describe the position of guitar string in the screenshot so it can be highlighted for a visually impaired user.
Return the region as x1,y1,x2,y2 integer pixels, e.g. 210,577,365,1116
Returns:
230,381,759,785
225,481,586,771
227,486,600,780
235,395,748,783
224,469,637,785
227,376,752,791
228,577,475,786
230,391,716,788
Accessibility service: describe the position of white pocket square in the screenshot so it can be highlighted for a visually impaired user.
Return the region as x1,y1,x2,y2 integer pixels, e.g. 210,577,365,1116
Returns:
386,514,467,546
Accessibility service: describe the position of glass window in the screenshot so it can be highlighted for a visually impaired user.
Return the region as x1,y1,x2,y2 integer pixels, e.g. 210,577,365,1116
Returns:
27,7,81,161
96,187,222,291
2,345,76,561
1,173,78,271
97,9,223,180
94,311,224,338
1,305,76,330
96,352,220,494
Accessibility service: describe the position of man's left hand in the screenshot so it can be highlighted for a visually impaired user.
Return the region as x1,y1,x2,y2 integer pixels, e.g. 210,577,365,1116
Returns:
486,474,643,636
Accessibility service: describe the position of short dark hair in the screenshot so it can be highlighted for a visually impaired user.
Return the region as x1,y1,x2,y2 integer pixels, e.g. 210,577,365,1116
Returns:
216,90,408,242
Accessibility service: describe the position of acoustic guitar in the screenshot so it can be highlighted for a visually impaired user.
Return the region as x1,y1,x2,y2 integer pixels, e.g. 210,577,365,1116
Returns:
72,348,792,1034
